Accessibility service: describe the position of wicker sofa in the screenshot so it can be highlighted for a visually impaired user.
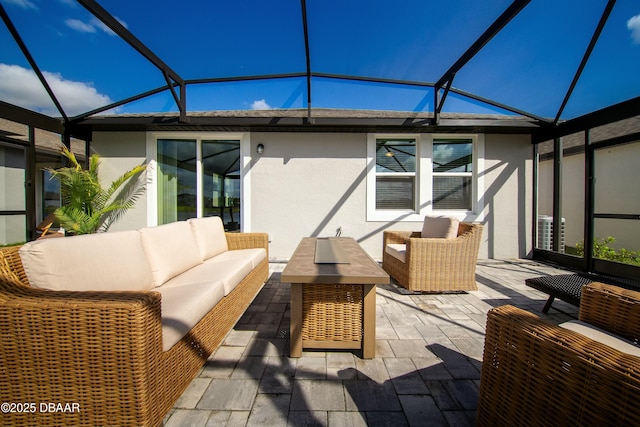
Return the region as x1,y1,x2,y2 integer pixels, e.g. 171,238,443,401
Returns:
382,220,483,292
477,282,640,426
0,217,268,427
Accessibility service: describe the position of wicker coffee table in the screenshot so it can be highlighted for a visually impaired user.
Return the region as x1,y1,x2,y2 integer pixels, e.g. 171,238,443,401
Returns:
281,237,390,359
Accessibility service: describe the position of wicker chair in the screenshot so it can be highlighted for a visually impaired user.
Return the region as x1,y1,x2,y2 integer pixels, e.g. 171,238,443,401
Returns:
477,282,640,426
382,222,483,292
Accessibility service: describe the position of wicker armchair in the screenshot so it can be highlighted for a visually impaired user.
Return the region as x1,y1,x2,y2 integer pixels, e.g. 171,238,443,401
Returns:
477,283,640,427
382,222,483,292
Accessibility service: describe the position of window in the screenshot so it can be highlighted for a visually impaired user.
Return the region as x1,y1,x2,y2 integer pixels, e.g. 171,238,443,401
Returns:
433,139,473,210
375,138,416,210
367,133,482,221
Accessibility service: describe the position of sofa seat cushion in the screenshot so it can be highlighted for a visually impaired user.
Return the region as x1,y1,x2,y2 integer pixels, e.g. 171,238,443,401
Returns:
161,249,262,296
385,244,407,263
559,320,640,357
421,216,459,239
230,248,267,269
155,280,225,352
188,216,228,260
19,230,153,291
140,221,203,287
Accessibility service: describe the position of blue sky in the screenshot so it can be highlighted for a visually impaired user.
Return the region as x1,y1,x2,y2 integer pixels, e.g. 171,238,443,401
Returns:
1,0,639,119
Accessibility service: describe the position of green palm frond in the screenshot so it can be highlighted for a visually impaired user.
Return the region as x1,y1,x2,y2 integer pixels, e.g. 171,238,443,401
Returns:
46,144,147,235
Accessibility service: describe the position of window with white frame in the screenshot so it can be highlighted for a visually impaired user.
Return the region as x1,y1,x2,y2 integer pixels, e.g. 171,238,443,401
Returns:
432,138,473,210
375,138,417,210
367,133,482,221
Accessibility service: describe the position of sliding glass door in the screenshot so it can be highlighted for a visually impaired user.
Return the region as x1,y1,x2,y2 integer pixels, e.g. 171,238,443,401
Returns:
157,137,241,231
202,140,241,230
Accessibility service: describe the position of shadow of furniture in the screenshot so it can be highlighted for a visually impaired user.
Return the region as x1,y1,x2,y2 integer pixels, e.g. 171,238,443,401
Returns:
382,222,483,292
477,282,640,426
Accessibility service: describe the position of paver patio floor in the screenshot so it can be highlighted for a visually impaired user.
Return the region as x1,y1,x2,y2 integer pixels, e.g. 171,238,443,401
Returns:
164,259,577,427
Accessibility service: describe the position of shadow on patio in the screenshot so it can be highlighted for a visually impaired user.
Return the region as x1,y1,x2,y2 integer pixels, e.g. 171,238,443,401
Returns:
164,259,577,427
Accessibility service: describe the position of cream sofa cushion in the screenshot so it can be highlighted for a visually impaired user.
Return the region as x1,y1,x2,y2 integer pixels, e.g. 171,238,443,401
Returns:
421,216,459,239
155,280,225,351
19,230,153,291
231,248,267,269
188,216,228,260
385,244,407,263
560,320,640,357
140,221,203,287
163,250,254,296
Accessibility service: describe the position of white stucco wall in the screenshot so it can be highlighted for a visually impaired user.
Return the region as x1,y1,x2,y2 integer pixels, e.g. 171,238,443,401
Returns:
92,130,533,260
481,134,533,259
91,132,149,232
248,132,532,260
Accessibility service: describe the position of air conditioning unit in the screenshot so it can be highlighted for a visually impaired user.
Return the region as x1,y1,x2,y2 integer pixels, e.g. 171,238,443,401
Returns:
537,215,565,253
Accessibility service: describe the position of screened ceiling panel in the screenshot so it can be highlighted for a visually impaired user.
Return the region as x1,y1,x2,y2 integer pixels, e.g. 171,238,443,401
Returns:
312,78,433,112
306,0,513,82
0,0,639,125
99,0,307,80
186,78,307,112
564,0,640,119
0,20,59,115
454,0,609,120
1,0,166,116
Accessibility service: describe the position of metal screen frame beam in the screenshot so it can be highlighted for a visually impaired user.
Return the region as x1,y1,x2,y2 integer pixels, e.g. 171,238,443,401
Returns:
300,0,314,123
1,4,68,122
433,0,531,123
533,96,640,143
77,0,187,122
554,0,615,124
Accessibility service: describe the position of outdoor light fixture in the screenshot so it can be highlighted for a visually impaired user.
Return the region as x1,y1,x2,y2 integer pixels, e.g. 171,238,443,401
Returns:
256,143,264,155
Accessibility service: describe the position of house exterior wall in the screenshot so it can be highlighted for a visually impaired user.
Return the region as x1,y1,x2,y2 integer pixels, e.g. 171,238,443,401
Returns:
481,134,533,258
92,130,533,260
91,132,148,233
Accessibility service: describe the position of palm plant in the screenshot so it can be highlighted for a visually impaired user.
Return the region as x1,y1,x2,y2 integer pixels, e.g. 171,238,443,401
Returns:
46,145,147,235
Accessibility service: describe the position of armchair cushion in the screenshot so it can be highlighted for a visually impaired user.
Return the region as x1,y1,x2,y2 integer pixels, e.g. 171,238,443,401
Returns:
385,243,407,263
560,319,640,357
421,215,459,239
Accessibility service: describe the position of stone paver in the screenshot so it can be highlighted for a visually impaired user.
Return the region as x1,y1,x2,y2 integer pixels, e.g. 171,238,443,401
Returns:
165,259,576,426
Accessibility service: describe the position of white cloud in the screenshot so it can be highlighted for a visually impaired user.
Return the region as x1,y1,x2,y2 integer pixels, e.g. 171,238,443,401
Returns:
65,18,97,34
251,99,272,110
64,16,128,36
628,14,640,44
1,0,38,10
0,63,113,116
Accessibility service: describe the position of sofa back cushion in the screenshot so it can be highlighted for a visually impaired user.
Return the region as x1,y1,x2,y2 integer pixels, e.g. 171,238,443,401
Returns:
19,230,153,291
140,221,203,287
188,216,228,260
421,216,459,239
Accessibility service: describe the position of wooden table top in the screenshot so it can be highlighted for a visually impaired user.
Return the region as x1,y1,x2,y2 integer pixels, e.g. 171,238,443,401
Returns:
281,237,390,285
